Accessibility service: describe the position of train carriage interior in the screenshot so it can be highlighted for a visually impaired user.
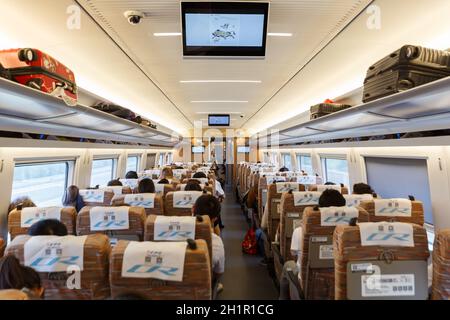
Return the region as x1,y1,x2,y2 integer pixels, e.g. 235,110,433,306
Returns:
0,0,450,308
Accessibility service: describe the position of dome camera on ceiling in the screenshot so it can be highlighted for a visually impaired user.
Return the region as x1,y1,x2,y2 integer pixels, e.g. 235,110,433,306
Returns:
124,10,144,25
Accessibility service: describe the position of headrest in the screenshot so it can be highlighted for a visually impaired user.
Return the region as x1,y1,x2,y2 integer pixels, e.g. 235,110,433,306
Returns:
19,207,63,228
119,179,139,189
319,207,359,226
172,191,203,209
344,194,374,207
291,191,322,206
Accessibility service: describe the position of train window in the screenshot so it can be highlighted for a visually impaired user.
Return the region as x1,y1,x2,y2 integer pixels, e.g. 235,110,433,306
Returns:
365,157,434,225
126,156,139,173
321,156,349,186
296,154,313,175
281,153,292,170
90,158,117,187
167,153,173,164
159,153,165,167
11,161,73,207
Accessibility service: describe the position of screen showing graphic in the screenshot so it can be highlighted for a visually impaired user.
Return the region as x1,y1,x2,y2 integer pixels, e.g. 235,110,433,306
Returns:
192,146,205,153
182,2,269,56
185,14,265,47
208,115,230,126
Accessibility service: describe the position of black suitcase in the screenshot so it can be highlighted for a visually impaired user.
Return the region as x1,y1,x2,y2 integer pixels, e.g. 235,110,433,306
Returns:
310,103,352,120
366,45,450,79
363,45,450,103
92,102,137,122
363,66,449,103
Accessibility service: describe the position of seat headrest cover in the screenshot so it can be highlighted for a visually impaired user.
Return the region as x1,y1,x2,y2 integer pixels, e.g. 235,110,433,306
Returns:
359,222,415,247
124,194,155,209
20,207,62,228
374,199,412,217
292,191,321,206
90,207,130,231
121,241,187,281
23,235,88,272
79,189,105,203
344,194,374,208
319,206,358,226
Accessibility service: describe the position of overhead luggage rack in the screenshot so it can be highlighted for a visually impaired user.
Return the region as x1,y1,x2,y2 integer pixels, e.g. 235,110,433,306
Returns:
263,76,450,145
0,77,180,146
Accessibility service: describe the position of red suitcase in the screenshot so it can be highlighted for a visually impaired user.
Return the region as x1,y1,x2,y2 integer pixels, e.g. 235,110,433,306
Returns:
0,48,77,105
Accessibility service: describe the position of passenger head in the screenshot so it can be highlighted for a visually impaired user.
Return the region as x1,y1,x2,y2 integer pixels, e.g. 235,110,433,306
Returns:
193,172,207,179
324,182,336,185
279,167,289,172
107,179,123,187
318,189,346,208
353,183,374,195
192,195,221,226
8,197,36,213
62,185,80,206
0,256,43,299
28,219,68,236
160,167,173,179
138,179,155,194
125,171,138,179
158,179,169,184
185,180,203,192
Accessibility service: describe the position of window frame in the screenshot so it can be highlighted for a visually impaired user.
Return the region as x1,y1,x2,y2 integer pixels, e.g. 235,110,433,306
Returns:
11,159,75,207
281,153,292,170
296,153,313,174
126,155,140,173
319,155,349,186
91,157,118,187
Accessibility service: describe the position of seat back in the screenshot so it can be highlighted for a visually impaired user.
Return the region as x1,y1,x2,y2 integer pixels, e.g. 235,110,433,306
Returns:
8,207,77,240
111,193,164,217
144,215,212,270
432,229,450,300
5,234,110,300
110,239,211,300
80,189,115,207
300,206,369,300
309,184,349,194
267,183,306,241
76,207,146,241
164,191,203,216
154,183,175,199
0,237,5,258
334,223,429,300
279,191,321,261
359,199,424,225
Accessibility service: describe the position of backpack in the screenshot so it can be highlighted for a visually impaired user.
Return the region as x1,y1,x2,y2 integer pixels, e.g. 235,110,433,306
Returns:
242,228,258,255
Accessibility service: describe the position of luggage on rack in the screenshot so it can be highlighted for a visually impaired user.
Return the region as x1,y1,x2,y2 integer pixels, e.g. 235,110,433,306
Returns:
363,45,450,103
0,48,77,106
92,102,138,122
310,102,352,120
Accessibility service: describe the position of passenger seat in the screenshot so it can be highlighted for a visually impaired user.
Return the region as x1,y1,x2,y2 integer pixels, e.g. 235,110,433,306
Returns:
164,191,203,216
334,222,429,300
431,229,450,300
111,193,164,217
6,234,111,300
80,189,115,207
77,206,146,242
109,239,211,300
359,198,424,225
8,207,76,240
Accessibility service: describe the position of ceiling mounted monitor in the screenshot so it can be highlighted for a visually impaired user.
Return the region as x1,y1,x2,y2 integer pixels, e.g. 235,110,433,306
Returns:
208,114,230,126
182,2,269,57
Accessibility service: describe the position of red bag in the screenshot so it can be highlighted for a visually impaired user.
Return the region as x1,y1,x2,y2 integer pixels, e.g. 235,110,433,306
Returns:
242,228,258,255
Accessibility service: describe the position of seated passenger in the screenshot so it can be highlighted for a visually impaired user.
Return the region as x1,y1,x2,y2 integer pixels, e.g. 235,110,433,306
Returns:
352,183,374,195
185,180,203,192
0,255,44,299
62,185,85,212
193,172,207,179
125,171,139,179
107,179,123,187
138,178,155,194
279,189,346,300
28,219,68,236
8,197,36,213
159,167,174,180
192,195,225,292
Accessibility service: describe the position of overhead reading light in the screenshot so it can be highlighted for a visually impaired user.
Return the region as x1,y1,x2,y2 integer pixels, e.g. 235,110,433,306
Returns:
267,33,293,37
197,112,244,114
191,101,248,103
180,80,261,83
153,32,182,37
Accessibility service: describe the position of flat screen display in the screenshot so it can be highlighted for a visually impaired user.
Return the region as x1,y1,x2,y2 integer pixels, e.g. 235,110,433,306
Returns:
208,114,230,126
182,2,269,56
192,146,205,153
237,146,250,153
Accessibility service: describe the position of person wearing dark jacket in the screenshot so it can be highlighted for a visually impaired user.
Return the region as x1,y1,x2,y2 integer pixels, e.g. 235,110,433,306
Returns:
62,185,85,212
